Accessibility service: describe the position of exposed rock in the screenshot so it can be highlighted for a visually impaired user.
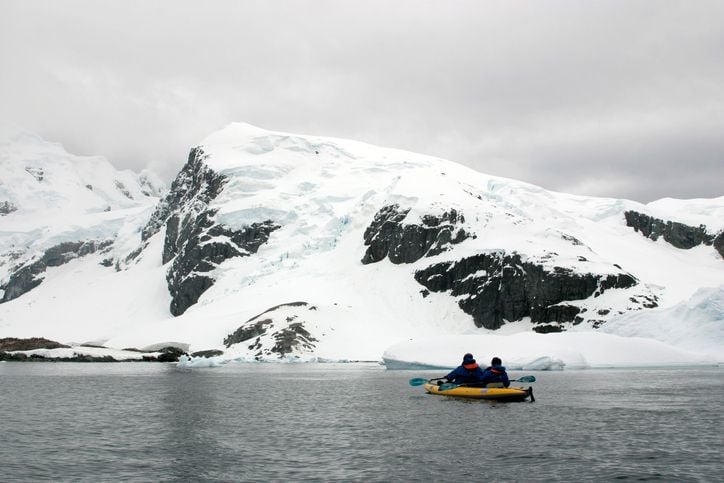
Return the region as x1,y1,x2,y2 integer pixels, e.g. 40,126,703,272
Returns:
224,302,318,359
166,216,279,316
155,346,186,362
532,324,563,334
25,166,44,182
138,148,280,316
414,251,638,330
624,210,714,249
0,337,70,351
0,351,118,362
191,349,224,358
0,201,17,215
362,204,472,264
270,322,318,356
114,180,133,199
0,351,26,361
714,231,724,259
0,240,114,303
224,318,273,347
141,148,225,242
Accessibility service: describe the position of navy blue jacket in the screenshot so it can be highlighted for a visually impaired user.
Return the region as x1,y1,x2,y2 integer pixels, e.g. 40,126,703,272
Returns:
445,364,486,384
480,364,510,387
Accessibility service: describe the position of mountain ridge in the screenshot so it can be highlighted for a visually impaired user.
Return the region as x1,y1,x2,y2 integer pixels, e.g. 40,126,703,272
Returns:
0,124,722,363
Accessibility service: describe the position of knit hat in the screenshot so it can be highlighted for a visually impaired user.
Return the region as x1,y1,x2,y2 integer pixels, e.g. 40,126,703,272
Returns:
462,353,478,369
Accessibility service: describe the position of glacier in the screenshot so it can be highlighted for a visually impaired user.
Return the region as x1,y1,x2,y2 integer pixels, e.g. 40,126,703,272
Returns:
0,123,722,367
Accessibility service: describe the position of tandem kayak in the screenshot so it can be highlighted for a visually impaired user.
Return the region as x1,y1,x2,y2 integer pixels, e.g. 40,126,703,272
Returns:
423,382,534,402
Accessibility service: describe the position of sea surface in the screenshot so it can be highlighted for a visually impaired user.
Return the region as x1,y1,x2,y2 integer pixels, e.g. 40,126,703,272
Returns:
0,363,722,482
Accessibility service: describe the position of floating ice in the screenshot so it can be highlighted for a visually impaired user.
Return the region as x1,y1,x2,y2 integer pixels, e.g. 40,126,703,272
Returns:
176,355,225,368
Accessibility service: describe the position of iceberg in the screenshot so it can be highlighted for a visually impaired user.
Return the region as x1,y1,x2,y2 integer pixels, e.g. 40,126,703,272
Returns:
602,285,724,362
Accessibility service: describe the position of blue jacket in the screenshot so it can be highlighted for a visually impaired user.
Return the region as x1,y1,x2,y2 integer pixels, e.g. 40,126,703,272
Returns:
480,364,510,387
445,364,486,384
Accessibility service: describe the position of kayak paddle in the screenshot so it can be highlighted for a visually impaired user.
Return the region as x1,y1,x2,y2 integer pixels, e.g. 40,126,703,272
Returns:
409,377,447,386
408,377,429,386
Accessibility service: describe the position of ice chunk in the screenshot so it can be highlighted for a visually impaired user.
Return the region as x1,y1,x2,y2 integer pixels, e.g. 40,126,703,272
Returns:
176,355,224,368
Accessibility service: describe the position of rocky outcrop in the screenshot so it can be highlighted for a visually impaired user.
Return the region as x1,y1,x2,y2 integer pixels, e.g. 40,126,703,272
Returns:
624,210,714,249
141,148,226,242
191,349,224,358
224,302,318,359
165,214,279,316
139,148,280,316
0,201,17,215
714,231,724,259
0,337,70,351
0,352,118,362
362,204,472,264
1,240,113,303
414,251,638,330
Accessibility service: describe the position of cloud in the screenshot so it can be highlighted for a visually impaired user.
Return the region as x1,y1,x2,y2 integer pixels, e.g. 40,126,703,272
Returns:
1,0,722,201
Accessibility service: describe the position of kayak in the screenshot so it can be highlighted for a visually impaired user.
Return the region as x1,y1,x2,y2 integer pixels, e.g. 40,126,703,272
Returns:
423,382,533,401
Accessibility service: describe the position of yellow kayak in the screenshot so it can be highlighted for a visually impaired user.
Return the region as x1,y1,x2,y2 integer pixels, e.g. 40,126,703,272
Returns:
423,382,533,401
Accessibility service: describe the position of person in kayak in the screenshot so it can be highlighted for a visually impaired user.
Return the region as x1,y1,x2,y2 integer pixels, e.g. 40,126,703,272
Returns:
480,357,510,388
444,353,486,384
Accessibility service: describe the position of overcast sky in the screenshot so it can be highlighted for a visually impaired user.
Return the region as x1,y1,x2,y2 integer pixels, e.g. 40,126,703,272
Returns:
1,0,722,202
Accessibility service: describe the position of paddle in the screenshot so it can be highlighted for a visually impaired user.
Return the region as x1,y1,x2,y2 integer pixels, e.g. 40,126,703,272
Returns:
409,377,448,386
438,375,537,391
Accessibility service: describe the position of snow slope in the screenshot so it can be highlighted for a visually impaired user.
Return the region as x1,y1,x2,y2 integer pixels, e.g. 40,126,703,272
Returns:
0,123,722,366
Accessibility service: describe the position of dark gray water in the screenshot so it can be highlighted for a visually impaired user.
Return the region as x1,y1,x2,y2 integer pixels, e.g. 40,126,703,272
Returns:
1,363,722,482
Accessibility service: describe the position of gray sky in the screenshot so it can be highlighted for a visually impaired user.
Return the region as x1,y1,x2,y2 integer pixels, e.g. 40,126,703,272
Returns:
1,0,723,202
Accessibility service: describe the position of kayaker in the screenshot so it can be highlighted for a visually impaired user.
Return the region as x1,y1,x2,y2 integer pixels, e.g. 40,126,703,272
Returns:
444,353,486,384
480,357,510,387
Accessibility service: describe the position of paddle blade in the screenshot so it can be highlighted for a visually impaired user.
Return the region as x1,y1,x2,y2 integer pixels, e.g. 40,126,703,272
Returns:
409,378,429,386
516,375,536,383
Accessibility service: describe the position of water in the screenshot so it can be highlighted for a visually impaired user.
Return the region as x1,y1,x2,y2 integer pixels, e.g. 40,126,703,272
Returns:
1,363,722,482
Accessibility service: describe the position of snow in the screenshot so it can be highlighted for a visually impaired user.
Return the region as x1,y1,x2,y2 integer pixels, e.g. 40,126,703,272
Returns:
602,285,724,361
8,346,161,361
1,124,723,368
176,354,224,368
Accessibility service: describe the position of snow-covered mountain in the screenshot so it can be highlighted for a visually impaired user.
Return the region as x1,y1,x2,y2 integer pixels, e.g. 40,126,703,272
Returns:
1,123,722,364
0,130,165,303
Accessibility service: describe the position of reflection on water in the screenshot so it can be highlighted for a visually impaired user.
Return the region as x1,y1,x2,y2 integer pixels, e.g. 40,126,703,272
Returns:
0,363,722,481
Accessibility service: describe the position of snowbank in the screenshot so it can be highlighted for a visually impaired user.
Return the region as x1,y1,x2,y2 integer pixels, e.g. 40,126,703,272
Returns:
382,332,716,370
7,346,160,361
602,285,724,362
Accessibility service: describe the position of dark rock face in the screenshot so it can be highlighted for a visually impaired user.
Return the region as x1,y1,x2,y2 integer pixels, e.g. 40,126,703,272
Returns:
532,324,564,334
156,347,186,362
624,210,714,249
1,240,113,303
224,302,318,359
139,148,280,316
362,204,472,264
0,201,17,215
414,252,638,330
142,148,226,242
0,337,70,351
166,215,280,316
191,349,224,358
714,231,724,259
0,351,118,362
